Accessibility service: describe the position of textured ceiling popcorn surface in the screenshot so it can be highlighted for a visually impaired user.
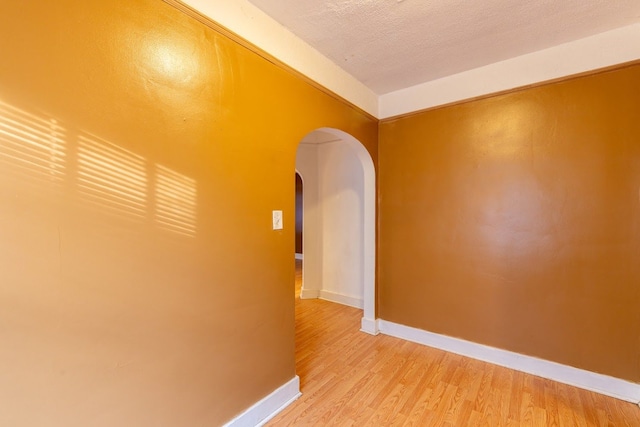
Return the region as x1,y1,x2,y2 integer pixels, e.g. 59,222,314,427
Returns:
246,0,640,94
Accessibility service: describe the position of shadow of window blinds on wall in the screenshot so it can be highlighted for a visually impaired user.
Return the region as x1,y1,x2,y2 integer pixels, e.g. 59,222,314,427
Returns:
0,98,66,190
0,98,198,238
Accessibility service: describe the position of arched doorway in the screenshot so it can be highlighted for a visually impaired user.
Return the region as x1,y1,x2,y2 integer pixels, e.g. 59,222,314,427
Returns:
295,127,376,334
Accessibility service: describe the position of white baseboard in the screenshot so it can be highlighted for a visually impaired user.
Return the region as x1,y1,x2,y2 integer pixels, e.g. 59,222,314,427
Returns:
360,317,380,335
319,290,363,309
301,289,363,309
378,320,640,404
295,253,303,260
299,289,319,299
224,376,301,427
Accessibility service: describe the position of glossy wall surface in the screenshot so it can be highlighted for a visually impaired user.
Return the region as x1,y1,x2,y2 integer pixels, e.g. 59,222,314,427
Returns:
379,65,640,382
0,1,377,425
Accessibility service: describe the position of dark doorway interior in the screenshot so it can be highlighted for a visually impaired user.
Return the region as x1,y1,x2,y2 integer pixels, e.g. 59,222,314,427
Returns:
295,172,303,256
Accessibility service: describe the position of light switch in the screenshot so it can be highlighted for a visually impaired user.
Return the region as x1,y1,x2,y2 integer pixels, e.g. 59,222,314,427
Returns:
272,210,283,230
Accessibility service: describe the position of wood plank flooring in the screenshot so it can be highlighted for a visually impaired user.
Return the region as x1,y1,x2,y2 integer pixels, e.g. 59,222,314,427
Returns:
267,260,640,426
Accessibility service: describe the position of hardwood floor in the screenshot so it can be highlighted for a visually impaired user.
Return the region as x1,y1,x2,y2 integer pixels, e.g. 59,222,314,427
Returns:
268,260,640,426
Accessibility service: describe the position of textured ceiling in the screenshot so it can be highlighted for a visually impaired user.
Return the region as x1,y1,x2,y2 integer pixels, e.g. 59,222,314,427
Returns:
246,0,640,95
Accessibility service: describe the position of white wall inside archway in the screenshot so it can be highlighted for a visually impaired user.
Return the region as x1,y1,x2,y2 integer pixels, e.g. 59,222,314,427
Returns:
295,128,377,334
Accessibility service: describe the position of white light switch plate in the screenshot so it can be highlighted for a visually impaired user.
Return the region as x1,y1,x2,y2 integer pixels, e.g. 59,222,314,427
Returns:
272,210,283,230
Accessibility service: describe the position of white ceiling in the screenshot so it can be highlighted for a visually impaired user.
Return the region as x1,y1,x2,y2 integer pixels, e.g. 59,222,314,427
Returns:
245,0,640,95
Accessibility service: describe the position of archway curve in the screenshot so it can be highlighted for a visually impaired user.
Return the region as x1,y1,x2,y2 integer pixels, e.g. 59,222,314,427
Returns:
295,127,377,335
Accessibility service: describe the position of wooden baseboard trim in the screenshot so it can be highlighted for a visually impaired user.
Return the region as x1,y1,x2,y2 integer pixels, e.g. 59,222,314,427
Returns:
378,320,640,404
223,376,301,427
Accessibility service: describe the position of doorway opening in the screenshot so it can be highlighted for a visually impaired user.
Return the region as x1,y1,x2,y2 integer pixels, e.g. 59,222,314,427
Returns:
294,172,303,299
294,127,376,334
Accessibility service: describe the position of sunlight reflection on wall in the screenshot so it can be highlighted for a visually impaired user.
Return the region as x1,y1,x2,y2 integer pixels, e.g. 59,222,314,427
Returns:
78,133,148,220
0,99,66,189
77,134,198,237
0,98,197,238
155,165,197,237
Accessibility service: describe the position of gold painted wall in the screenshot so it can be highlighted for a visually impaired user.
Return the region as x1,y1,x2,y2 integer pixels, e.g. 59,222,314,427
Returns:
379,65,640,382
0,0,376,425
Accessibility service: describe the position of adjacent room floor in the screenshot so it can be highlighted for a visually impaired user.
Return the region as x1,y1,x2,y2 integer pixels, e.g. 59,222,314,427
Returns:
267,260,640,425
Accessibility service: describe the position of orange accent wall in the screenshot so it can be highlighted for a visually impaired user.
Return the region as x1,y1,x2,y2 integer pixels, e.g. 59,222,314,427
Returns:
0,0,376,425
379,65,640,382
